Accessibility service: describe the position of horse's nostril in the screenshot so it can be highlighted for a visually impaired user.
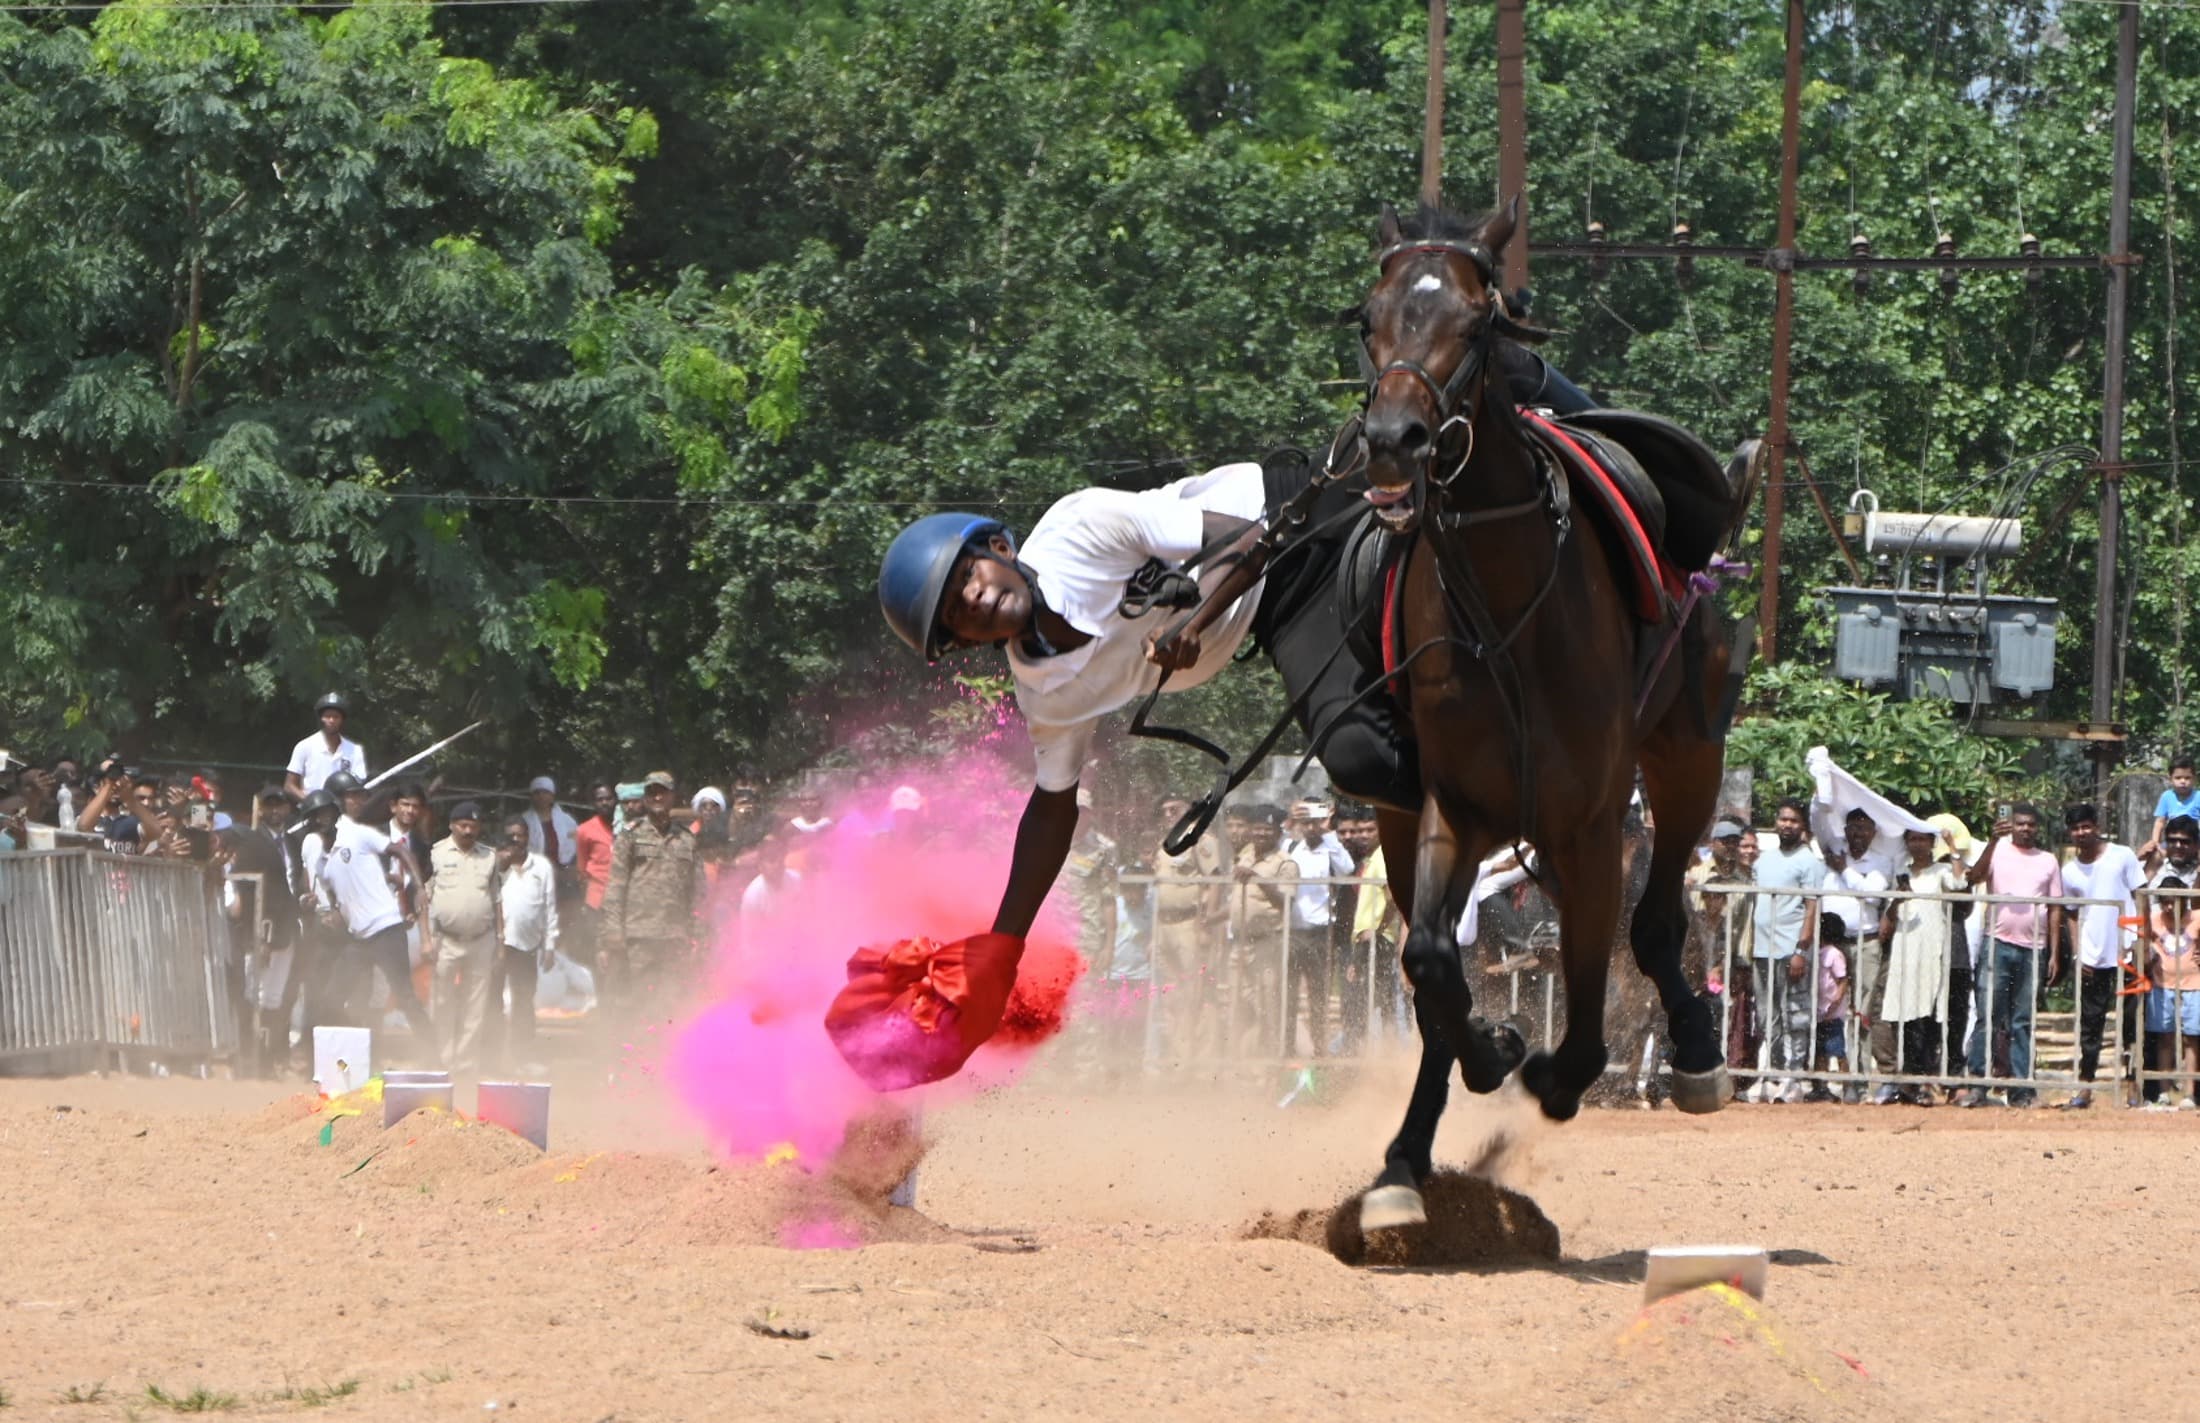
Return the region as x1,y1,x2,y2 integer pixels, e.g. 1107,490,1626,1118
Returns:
1399,421,1429,454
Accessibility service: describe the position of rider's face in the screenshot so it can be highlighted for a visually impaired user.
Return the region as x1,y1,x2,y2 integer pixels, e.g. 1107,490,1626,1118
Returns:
938,536,1031,647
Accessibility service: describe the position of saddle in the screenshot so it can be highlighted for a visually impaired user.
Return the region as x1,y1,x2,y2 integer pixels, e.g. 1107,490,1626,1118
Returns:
1339,405,1738,679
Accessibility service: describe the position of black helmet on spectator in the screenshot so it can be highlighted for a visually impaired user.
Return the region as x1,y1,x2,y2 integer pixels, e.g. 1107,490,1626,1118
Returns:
323,771,365,796
298,789,340,819
314,691,350,716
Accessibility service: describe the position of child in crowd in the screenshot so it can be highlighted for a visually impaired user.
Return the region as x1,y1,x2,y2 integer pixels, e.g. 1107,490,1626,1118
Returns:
1809,912,1851,1102
2142,756,2200,859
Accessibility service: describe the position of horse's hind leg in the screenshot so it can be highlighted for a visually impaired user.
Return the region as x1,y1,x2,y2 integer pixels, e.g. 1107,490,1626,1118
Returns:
1634,729,1730,1112
1520,818,1622,1121
1399,795,1528,1095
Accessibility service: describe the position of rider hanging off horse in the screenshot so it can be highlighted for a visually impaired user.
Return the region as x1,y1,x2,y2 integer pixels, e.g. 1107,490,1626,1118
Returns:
831,199,1760,1227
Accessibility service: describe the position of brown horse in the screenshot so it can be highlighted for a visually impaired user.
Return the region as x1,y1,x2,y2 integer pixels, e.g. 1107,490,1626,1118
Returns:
1349,200,1746,1233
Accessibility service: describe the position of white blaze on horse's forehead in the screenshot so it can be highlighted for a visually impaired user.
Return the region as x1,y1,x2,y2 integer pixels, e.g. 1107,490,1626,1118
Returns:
1412,274,1445,294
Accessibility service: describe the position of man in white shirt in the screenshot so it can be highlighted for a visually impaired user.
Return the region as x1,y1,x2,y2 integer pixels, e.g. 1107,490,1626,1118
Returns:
317,772,436,1057
1748,799,1827,1097
1282,800,1356,1057
1819,807,1898,1100
494,814,560,1071
2059,802,2145,1109
523,775,579,870
285,691,369,798
860,455,1416,1083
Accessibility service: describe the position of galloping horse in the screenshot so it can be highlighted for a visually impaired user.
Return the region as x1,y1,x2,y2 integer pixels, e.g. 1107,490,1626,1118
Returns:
1347,200,1749,1232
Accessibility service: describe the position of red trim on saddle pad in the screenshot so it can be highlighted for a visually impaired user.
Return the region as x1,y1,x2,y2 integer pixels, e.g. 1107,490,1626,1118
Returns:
1382,558,1404,700
1517,408,1679,622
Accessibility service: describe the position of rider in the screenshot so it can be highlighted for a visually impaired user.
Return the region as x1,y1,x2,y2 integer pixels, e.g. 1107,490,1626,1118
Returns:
871,336,1595,995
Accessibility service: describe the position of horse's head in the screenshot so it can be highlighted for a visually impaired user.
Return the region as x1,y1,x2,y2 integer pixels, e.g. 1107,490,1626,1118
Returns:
1352,198,1519,530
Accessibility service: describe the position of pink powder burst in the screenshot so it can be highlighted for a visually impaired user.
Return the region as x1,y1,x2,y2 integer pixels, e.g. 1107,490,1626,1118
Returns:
668,756,1082,1167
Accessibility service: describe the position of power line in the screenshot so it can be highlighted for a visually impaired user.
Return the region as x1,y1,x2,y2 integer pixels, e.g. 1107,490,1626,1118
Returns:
0,475,1067,511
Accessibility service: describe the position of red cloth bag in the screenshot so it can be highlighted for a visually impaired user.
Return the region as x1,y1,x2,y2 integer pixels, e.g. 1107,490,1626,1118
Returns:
825,932,1026,1090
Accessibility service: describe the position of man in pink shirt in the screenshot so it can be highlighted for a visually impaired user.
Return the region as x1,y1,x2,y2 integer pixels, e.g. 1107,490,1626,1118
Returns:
1962,803,2065,1107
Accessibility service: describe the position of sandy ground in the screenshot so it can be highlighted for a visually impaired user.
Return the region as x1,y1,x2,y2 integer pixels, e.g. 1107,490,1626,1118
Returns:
1,1052,2192,1423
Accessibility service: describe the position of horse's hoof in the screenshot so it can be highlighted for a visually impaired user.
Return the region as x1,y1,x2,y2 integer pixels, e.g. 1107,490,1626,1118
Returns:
1360,1183,1427,1232
1489,1020,1528,1073
1670,1065,1731,1115
1521,1051,1582,1123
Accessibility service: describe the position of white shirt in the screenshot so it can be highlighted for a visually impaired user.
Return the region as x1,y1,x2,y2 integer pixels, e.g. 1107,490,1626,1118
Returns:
2063,843,2144,970
1284,833,1355,929
317,818,404,939
741,868,802,919
1009,464,1268,792
1821,850,1896,941
498,851,560,954
287,733,369,793
523,806,580,867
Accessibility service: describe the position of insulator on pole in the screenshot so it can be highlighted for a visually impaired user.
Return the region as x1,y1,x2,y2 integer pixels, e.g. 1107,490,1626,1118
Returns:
2021,231,2043,291
1673,220,1695,289
1936,232,1960,298
1850,231,1872,295
1586,219,1607,283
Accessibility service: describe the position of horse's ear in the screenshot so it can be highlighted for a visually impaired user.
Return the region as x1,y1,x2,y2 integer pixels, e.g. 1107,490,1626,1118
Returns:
1479,195,1521,254
1377,202,1403,249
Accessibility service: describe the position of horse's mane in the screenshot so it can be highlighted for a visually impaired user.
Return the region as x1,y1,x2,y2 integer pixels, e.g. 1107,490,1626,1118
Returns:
1389,203,1493,245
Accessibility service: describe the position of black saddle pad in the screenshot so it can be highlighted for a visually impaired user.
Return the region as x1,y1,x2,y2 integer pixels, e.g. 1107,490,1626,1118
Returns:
1553,408,1737,572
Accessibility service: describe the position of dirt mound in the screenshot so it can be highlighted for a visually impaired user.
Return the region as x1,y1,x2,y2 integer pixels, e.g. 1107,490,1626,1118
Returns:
1247,1170,1562,1268
246,1092,324,1132
1512,1283,1876,1422
363,1109,543,1187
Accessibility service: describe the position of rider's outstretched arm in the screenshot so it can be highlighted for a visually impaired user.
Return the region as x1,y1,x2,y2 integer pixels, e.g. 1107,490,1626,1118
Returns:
992,783,1079,937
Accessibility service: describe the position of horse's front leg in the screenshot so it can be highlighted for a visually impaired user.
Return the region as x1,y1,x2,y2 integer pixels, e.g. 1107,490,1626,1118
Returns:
1361,1006,1453,1231
1398,794,1526,1095
1521,818,1622,1121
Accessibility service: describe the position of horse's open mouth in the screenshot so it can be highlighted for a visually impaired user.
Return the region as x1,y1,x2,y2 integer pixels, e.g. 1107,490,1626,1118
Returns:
1365,483,1417,531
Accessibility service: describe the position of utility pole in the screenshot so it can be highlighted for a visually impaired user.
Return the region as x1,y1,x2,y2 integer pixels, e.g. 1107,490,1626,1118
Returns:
1496,0,1528,294
1758,0,1804,665
1422,0,1447,209
2093,0,2139,805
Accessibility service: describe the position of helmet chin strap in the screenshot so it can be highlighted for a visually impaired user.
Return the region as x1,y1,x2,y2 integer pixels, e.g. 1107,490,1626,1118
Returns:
962,542,1061,658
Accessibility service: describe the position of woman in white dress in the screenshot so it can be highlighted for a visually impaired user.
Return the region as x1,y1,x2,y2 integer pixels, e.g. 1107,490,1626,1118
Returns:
1878,827,1967,1103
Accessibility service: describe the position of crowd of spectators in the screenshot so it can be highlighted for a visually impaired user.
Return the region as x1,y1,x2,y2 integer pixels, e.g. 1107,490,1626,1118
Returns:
1686,758,2200,1110
0,695,921,1082
8,696,2198,1110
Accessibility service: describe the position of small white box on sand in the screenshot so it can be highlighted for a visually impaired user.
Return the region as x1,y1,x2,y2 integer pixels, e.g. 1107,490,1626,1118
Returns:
477,1081,551,1150
312,1026,372,1097
1642,1245,1769,1307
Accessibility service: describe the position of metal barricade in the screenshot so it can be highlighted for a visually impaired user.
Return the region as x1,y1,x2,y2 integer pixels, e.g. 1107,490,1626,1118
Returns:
1101,868,1589,1069
0,849,239,1074
1707,878,2117,1103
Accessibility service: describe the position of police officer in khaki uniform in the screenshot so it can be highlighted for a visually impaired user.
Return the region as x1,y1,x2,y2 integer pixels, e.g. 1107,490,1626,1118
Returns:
1228,804,1297,1057
424,801,501,1075
600,770,706,1019
1153,792,1225,1061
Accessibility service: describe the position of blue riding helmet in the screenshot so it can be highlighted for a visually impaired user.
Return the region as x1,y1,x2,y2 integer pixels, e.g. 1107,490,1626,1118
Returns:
878,512,1016,660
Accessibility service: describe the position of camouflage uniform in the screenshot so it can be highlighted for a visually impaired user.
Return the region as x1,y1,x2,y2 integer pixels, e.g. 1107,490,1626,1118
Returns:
600,817,706,1011
1061,828,1120,976
1228,843,1297,1055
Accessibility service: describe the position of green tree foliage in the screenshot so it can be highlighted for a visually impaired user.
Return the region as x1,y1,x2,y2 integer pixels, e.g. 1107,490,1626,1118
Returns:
4,0,2195,799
